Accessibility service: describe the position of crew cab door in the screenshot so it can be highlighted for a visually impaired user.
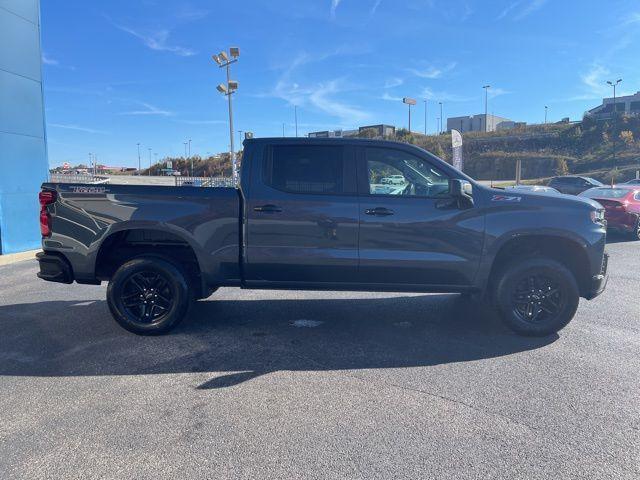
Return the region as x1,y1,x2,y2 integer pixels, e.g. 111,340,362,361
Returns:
356,146,484,287
244,143,359,285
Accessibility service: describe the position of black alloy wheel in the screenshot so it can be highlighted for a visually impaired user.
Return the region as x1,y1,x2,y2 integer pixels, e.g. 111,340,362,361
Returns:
494,258,579,336
107,257,191,335
511,274,564,324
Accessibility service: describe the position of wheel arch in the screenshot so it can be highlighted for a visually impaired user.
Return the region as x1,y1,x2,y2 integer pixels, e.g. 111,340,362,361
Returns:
485,233,592,298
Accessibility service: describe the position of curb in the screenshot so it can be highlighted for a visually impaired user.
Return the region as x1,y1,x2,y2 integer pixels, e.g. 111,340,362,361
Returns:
0,249,40,266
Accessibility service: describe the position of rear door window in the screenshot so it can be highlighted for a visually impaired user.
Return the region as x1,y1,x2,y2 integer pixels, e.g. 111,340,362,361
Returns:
264,145,345,194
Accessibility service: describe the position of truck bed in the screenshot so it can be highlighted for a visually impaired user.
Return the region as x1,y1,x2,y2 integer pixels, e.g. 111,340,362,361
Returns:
41,182,241,287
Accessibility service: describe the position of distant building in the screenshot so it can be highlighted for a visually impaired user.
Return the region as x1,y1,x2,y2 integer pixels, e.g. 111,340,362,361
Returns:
358,124,396,137
446,114,518,133
308,124,395,139
307,129,357,138
587,91,640,119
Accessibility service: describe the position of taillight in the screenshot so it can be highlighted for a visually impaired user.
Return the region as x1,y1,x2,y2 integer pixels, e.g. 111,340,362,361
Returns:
39,190,57,237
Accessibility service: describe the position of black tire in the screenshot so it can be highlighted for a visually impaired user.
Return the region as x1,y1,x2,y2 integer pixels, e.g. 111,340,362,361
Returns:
106,257,191,335
494,258,579,336
631,217,640,241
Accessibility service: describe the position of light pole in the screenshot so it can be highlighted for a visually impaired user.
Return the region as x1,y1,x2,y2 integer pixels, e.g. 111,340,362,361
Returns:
136,143,141,174
544,106,548,124
423,100,427,135
213,47,240,184
607,78,622,185
483,85,490,132
88,153,93,175
147,148,152,176
294,105,298,137
188,139,192,176
439,102,443,133
282,123,285,137
238,130,244,154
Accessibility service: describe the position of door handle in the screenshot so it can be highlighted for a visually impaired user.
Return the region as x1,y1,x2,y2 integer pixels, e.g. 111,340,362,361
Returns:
253,204,283,213
365,207,394,216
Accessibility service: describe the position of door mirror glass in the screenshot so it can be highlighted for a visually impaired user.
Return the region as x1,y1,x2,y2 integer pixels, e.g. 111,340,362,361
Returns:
450,179,472,197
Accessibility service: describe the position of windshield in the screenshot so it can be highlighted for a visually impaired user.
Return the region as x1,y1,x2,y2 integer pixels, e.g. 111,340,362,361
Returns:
585,177,604,186
580,188,630,199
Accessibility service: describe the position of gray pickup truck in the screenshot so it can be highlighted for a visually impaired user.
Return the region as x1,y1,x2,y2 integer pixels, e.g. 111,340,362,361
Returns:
37,138,608,336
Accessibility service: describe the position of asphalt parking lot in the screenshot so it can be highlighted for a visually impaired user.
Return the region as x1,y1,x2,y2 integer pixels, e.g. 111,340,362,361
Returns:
0,237,638,479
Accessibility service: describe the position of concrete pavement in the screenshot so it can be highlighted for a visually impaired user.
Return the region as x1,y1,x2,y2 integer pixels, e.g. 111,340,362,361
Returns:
0,238,638,479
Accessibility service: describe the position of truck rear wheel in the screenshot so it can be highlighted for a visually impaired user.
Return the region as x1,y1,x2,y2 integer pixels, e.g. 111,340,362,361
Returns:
494,258,579,336
106,257,191,335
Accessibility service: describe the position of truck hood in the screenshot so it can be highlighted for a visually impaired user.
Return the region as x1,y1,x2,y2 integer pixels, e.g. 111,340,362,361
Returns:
480,186,602,210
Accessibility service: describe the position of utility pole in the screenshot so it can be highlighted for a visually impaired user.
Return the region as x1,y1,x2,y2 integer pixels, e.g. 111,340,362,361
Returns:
483,85,491,132
544,106,548,124
136,143,141,174
294,105,298,137
424,100,427,135
148,148,152,176
188,139,192,177
213,48,240,184
607,78,622,185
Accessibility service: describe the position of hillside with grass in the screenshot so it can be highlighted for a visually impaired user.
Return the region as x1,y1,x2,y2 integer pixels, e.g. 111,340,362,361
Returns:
392,115,640,184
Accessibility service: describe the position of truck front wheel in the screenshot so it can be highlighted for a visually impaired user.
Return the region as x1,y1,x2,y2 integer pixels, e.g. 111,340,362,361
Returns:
494,258,579,336
106,257,191,335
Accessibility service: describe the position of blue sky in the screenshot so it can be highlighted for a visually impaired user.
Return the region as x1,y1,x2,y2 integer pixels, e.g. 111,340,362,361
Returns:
42,0,640,167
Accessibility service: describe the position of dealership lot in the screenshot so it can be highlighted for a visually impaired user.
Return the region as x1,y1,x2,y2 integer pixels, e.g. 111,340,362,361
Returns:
0,238,638,479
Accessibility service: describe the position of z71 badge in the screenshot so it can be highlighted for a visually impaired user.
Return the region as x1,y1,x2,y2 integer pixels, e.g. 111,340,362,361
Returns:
491,194,522,202
70,186,108,194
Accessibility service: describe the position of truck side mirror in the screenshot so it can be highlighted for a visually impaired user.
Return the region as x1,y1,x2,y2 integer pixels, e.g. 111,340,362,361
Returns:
450,179,474,208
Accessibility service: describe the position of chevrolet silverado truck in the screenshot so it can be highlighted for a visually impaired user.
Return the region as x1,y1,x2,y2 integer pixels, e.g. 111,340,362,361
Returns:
37,138,609,336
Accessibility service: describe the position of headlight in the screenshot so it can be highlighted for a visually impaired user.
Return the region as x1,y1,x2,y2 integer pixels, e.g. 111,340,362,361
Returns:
590,209,605,225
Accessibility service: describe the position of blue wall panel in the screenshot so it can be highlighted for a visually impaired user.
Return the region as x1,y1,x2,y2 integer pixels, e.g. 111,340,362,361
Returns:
0,0,48,255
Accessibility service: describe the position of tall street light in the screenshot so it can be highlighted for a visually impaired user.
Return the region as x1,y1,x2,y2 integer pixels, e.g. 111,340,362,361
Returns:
423,100,427,135
147,148,152,176
544,105,548,124
439,102,443,134
136,143,141,174
403,97,416,132
607,78,622,184
483,85,491,132
188,139,192,176
213,47,240,184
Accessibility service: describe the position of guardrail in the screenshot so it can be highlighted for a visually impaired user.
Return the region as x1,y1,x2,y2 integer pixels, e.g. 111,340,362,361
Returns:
49,174,110,184
174,176,235,188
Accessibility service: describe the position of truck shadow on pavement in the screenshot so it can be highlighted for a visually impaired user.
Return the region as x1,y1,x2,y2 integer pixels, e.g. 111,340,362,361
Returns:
0,294,557,389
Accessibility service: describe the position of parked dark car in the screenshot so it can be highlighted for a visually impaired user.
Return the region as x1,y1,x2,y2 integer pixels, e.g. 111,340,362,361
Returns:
36,138,608,337
548,176,604,195
579,185,640,239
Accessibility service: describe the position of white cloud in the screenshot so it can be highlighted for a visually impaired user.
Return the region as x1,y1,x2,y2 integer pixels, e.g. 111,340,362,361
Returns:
309,80,370,124
113,24,195,56
497,0,549,21
380,92,403,102
581,64,610,98
624,12,640,25
42,53,59,66
384,77,403,88
330,0,342,18
48,123,108,134
370,0,383,15
420,87,472,103
408,62,457,79
121,102,173,116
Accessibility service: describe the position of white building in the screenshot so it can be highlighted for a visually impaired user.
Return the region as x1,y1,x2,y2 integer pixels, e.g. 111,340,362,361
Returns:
587,91,640,119
446,114,518,133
